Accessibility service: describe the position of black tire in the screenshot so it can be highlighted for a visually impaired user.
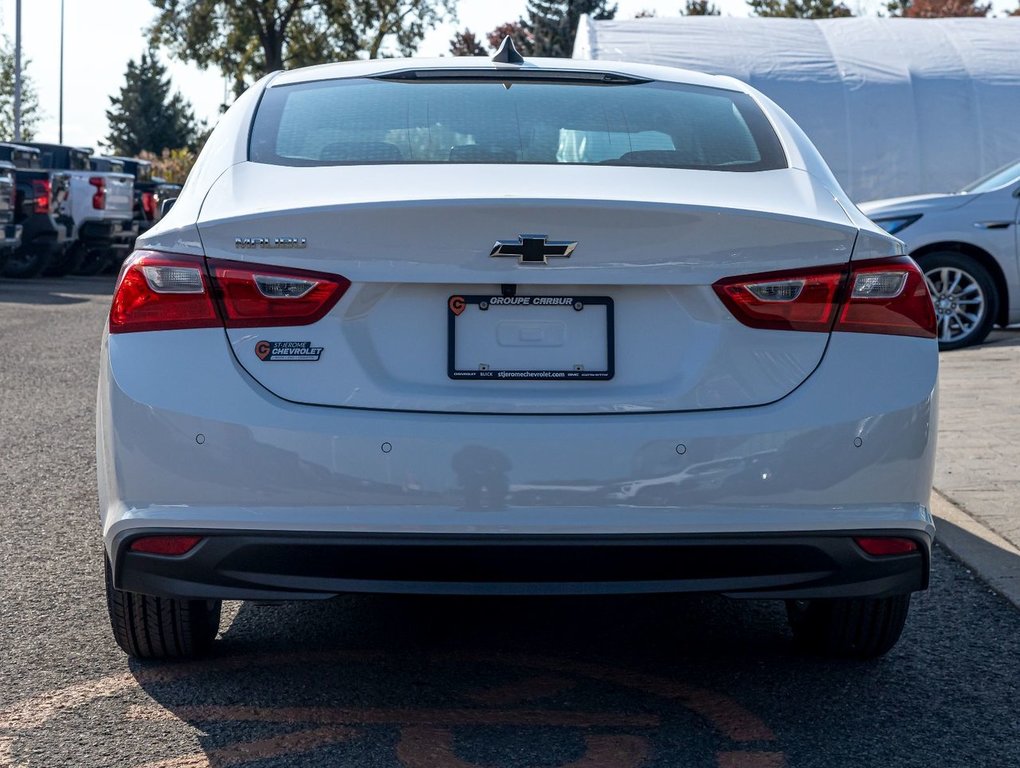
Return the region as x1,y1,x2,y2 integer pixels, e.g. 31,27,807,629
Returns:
42,245,84,277
105,558,221,660
786,594,911,659
73,249,110,277
3,246,51,278
915,251,997,351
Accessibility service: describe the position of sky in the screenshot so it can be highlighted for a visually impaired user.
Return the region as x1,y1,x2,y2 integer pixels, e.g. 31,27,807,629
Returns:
1,0,1016,150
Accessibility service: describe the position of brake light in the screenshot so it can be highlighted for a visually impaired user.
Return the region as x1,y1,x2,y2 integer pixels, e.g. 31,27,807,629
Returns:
210,259,350,328
129,535,203,555
713,257,936,338
89,176,106,210
109,251,219,333
141,191,156,219
854,537,919,556
32,179,51,214
109,251,351,333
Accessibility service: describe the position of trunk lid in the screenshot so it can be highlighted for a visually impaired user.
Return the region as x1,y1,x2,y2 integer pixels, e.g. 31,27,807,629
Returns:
196,163,856,414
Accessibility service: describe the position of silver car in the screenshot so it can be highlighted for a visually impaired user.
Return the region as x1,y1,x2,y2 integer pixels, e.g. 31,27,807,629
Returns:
861,159,1020,349
98,50,939,662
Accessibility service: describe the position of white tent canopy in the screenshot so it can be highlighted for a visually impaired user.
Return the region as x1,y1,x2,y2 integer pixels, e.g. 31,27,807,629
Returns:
573,16,1020,202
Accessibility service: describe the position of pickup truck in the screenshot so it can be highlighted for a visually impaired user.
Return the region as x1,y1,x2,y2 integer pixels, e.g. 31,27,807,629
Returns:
0,158,21,272
26,143,138,276
0,143,74,279
92,156,157,266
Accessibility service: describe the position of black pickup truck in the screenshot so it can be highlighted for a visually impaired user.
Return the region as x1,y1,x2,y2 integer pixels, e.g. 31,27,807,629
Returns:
0,158,21,273
0,143,74,279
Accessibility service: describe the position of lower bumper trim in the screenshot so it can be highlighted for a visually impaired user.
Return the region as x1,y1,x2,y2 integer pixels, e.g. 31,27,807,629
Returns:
112,530,930,601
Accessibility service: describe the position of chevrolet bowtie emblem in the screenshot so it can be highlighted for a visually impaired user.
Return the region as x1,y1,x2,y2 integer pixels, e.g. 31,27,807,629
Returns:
490,235,577,265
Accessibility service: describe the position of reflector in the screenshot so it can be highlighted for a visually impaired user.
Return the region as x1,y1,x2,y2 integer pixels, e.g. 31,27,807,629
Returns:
854,537,919,556
129,535,203,555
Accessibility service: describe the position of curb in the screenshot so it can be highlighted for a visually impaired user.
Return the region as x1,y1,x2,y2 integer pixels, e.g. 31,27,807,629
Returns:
931,489,1020,610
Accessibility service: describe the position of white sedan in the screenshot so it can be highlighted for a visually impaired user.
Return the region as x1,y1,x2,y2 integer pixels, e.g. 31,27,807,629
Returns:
860,159,1020,349
98,44,938,661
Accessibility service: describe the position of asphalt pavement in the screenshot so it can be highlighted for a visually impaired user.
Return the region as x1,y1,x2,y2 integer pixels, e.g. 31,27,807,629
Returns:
1,276,1018,768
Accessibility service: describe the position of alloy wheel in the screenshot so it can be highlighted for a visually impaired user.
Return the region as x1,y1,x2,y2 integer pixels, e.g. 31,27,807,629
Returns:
924,266,985,344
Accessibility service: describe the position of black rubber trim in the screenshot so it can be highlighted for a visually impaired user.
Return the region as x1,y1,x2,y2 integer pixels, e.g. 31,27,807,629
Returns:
112,529,931,601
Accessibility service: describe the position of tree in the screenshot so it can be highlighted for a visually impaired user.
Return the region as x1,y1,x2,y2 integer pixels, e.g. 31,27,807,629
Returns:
487,21,533,52
449,28,488,56
683,0,721,13
517,1,618,58
0,37,41,142
106,47,198,156
149,1,457,98
747,0,853,17
886,0,989,15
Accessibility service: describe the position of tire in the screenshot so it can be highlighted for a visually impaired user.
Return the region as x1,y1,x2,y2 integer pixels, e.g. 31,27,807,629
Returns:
105,558,221,660
786,594,911,659
73,249,110,277
42,245,84,277
916,251,997,351
3,246,51,278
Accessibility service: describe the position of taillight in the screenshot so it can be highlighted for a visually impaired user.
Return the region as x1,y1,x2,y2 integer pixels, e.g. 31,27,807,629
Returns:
109,251,350,333
713,257,936,338
141,191,156,219
32,179,51,214
109,251,219,334
129,535,203,555
89,176,106,210
210,259,350,328
854,537,919,556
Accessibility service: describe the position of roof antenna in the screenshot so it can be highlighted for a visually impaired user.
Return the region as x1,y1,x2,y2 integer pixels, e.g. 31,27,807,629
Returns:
492,36,525,65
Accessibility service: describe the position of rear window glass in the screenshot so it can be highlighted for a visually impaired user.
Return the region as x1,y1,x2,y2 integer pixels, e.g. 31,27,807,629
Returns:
250,76,786,172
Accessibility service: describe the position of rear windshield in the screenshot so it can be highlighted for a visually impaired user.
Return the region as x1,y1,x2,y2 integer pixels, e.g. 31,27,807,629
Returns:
250,76,786,172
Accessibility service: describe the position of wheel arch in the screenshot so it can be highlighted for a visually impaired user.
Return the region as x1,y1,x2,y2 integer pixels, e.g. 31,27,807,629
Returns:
910,241,1009,326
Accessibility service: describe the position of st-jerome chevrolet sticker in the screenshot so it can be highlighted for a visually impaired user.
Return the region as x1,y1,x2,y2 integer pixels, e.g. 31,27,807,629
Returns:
255,341,323,362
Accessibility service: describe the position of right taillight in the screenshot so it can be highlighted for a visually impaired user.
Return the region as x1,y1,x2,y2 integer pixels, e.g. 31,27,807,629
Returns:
141,191,156,219
714,256,936,339
31,179,51,214
109,251,350,334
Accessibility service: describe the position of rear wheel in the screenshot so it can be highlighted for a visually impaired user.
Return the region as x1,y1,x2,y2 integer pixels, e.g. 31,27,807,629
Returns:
916,252,996,350
42,245,83,277
73,248,110,277
105,558,221,660
3,246,51,278
785,595,910,659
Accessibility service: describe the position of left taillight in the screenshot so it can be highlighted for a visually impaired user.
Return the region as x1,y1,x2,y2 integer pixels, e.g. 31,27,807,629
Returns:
141,191,156,219
713,256,936,339
109,251,351,334
89,176,106,210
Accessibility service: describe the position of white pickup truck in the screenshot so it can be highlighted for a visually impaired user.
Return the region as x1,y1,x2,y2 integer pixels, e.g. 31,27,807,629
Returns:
27,143,139,276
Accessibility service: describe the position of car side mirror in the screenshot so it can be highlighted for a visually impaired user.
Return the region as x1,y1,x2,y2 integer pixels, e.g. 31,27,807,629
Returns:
159,198,177,217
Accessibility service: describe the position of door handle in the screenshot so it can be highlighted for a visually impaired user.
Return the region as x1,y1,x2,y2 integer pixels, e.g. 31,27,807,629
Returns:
973,221,1013,230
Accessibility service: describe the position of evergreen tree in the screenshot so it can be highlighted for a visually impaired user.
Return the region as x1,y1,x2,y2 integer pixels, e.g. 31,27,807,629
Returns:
520,1,617,58
0,37,41,142
105,47,198,156
683,0,721,13
747,0,852,17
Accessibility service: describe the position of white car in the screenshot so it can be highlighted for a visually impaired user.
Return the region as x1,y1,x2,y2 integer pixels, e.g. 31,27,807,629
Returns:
98,43,938,661
860,159,1020,350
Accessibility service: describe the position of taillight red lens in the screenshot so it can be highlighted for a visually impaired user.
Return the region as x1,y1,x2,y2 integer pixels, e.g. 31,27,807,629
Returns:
129,535,203,555
109,251,220,334
32,179,51,214
89,176,106,210
141,191,156,219
854,537,919,556
210,259,350,328
109,252,350,333
714,257,936,339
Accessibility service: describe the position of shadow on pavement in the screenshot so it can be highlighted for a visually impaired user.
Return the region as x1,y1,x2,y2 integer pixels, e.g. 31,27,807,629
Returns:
0,275,116,305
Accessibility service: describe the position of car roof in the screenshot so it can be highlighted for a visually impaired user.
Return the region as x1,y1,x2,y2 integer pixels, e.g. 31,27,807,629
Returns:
269,55,749,94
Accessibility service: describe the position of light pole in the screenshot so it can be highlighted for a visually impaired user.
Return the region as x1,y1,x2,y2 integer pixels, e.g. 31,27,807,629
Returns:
14,0,22,141
59,0,65,142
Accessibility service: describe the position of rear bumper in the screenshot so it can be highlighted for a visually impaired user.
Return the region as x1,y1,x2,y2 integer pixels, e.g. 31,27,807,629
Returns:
19,214,70,252
79,218,138,248
111,530,930,600
0,223,20,251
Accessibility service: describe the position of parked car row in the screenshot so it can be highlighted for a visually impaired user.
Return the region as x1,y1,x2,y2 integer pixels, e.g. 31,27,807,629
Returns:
0,142,182,279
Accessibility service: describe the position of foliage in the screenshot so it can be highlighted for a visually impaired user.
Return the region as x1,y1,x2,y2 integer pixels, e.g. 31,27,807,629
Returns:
517,1,618,58
487,21,533,52
449,28,488,56
886,0,990,15
106,46,199,156
683,0,721,13
0,37,40,142
138,148,198,185
747,0,853,17
149,0,456,98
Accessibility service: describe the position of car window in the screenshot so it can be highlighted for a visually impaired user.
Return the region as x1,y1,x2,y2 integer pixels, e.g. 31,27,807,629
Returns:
960,159,1020,194
250,77,787,172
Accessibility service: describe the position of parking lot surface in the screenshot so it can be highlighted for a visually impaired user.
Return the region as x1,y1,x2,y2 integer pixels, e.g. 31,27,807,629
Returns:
1,277,1019,767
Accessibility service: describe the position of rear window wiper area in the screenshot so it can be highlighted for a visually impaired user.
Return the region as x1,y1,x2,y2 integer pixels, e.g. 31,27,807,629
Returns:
374,69,651,86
